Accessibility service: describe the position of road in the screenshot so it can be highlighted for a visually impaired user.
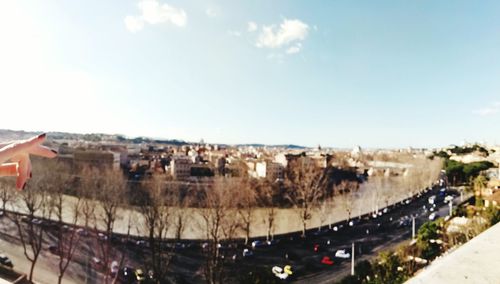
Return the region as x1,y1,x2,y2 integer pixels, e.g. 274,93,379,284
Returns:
223,186,464,284
0,185,464,284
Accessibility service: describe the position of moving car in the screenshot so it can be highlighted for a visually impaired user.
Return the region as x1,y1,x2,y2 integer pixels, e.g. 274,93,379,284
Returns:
429,212,437,221
110,261,119,277
0,254,13,268
428,196,436,205
118,266,135,283
135,268,146,282
313,244,320,252
272,265,293,280
321,256,334,265
335,249,350,259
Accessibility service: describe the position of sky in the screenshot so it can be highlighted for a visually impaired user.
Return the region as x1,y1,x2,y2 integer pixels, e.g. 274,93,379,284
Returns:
1,0,500,148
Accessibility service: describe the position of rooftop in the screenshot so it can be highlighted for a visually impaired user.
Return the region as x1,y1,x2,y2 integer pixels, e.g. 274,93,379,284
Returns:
405,221,500,284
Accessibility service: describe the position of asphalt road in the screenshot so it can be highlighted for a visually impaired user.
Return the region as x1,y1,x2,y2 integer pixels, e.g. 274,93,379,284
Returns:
214,186,463,284
0,185,463,284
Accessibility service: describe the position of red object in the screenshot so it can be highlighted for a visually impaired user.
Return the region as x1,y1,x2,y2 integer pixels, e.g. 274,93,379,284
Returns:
321,256,334,265
314,244,320,252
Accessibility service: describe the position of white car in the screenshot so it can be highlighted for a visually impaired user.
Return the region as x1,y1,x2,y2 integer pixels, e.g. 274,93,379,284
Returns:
428,196,436,205
444,195,454,203
429,212,437,221
110,261,119,276
335,249,350,259
272,265,293,280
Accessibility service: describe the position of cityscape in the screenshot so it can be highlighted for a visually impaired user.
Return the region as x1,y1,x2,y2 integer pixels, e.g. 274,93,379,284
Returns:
1,1,500,284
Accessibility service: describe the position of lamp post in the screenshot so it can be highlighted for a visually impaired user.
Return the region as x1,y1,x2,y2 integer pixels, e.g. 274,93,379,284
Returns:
412,216,416,240
351,242,355,276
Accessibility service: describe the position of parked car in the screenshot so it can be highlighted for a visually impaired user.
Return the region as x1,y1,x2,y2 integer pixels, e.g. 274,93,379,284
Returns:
76,228,89,237
266,239,279,246
91,257,104,271
251,240,265,248
48,244,60,255
62,225,74,232
284,251,299,261
98,233,108,241
321,256,334,265
31,218,43,225
242,248,253,258
335,249,350,259
0,254,13,268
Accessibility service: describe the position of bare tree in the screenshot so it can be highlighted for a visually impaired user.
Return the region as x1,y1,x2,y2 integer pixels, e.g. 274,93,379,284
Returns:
235,178,256,245
139,174,174,283
199,177,240,284
12,172,51,282
318,200,331,232
257,180,277,242
173,183,192,240
44,161,82,284
336,180,359,222
285,158,326,237
0,178,14,215
369,175,385,215
90,167,127,284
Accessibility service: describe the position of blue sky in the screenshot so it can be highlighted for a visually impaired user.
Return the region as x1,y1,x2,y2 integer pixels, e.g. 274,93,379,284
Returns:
1,0,500,148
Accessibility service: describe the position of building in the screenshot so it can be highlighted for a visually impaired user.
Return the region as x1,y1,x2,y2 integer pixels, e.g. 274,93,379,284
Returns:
255,161,285,181
170,156,192,180
73,150,119,169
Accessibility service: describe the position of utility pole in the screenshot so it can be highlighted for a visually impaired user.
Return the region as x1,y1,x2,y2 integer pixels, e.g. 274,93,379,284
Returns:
449,201,453,216
412,216,416,240
351,242,355,276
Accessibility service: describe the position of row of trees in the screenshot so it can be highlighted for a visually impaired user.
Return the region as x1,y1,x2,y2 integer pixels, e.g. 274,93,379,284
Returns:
0,153,443,284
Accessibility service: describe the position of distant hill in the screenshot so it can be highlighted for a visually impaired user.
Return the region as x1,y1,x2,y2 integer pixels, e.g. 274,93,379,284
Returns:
0,129,305,149
235,143,307,149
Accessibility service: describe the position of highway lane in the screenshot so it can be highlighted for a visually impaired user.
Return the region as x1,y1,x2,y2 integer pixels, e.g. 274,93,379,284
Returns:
289,187,463,283
0,185,465,284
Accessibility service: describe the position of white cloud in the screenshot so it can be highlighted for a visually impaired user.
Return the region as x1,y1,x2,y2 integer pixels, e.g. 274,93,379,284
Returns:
206,8,216,18
256,19,308,49
124,15,144,33
247,21,258,32
474,101,500,116
286,43,302,54
125,0,187,32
